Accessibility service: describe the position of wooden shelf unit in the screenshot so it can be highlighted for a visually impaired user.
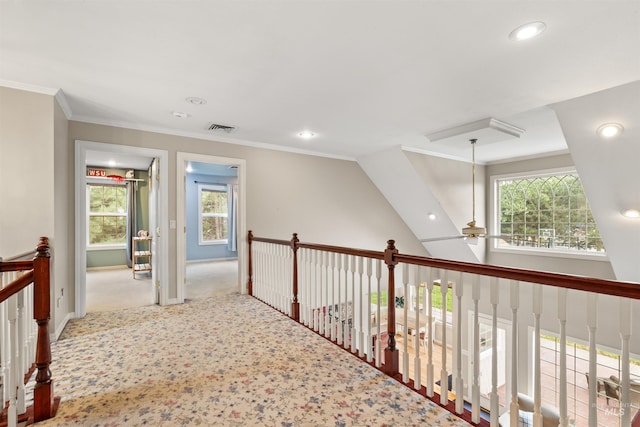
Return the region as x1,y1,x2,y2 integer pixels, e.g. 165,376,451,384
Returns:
132,236,152,278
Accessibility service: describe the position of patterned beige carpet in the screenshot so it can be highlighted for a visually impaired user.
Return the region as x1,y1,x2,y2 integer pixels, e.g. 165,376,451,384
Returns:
39,294,470,426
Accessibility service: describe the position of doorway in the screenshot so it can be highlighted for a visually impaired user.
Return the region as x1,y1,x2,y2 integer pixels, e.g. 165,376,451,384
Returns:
75,140,169,317
176,153,246,302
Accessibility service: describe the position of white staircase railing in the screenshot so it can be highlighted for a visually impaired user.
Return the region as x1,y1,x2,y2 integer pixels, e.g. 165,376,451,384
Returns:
248,231,640,427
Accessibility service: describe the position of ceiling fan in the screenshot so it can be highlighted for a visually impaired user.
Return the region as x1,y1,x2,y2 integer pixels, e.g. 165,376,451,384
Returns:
420,138,503,244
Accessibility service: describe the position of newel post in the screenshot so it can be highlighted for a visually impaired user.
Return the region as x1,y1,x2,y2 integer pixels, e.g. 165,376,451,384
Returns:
33,237,55,422
291,233,300,322
247,230,253,296
384,239,399,376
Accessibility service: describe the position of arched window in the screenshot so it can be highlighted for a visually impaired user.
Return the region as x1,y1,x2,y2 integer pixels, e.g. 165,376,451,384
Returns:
496,172,605,254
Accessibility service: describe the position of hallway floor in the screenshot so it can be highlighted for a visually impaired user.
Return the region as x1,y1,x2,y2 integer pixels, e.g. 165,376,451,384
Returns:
86,260,238,312
40,294,470,426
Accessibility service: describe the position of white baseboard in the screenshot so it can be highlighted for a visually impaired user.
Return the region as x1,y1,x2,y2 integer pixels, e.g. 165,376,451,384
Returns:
52,311,76,342
86,265,128,271
186,257,237,264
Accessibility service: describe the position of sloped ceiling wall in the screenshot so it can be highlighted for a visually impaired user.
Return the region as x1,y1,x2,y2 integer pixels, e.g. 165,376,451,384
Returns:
358,146,482,263
552,81,640,283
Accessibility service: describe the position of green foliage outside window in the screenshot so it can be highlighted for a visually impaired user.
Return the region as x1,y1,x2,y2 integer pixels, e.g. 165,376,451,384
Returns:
370,284,452,312
88,184,127,245
201,189,228,241
498,173,604,253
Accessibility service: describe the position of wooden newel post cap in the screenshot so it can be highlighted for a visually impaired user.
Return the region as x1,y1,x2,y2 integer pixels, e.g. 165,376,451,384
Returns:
36,237,50,258
247,230,253,242
291,233,299,250
384,239,398,266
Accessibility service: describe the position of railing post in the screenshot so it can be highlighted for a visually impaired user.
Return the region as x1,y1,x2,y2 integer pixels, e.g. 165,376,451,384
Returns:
383,239,399,376
290,233,300,322
32,237,55,422
247,230,253,296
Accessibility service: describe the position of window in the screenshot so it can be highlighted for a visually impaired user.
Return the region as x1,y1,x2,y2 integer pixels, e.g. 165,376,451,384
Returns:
495,171,605,254
87,184,127,246
198,184,228,244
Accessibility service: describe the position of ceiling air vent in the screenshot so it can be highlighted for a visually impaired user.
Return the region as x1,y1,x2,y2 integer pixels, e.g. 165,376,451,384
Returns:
208,123,235,133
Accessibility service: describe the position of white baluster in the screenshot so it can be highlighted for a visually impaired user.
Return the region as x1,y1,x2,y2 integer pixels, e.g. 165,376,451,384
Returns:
337,253,343,345
402,263,409,383
351,255,358,354
426,268,435,398
413,265,422,391
454,272,463,415
303,248,310,326
16,289,26,414
509,280,520,427
358,256,365,358
558,288,569,427
619,298,631,427
7,294,17,427
532,284,543,427
319,252,329,336
365,257,373,362
286,245,292,315
325,252,332,339
471,274,481,424
1,305,6,408
316,251,326,335
587,293,598,427
490,277,499,426
345,255,350,348
375,259,382,368
440,271,449,406
306,249,313,328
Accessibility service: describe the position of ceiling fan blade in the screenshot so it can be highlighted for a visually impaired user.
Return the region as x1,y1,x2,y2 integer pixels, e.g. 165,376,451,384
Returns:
481,234,509,239
420,235,466,243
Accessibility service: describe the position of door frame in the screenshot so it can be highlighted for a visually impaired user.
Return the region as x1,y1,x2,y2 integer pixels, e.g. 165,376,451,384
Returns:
176,152,247,302
74,140,170,317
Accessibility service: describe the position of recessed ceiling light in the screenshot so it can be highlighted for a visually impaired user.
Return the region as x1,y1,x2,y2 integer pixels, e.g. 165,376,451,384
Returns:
428,213,437,220
297,130,316,139
597,123,624,139
621,209,640,218
173,111,189,118
509,22,546,41
186,97,207,105
108,160,116,167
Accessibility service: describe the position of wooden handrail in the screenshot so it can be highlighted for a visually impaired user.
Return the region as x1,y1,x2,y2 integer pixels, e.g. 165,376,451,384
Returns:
0,270,34,303
0,261,35,273
250,232,640,300
394,253,640,300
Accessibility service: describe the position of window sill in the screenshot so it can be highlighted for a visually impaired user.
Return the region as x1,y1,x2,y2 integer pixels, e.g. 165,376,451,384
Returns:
491,246,609,261
87,244,126,251
198,240,229,246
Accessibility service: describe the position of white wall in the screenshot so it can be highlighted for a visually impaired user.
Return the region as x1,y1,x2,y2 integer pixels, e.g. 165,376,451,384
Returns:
68,120,429,312
0,87,55,254
0,87,71,338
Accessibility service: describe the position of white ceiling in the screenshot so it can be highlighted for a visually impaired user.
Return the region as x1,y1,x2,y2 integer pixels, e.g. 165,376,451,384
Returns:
1,1,638,163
